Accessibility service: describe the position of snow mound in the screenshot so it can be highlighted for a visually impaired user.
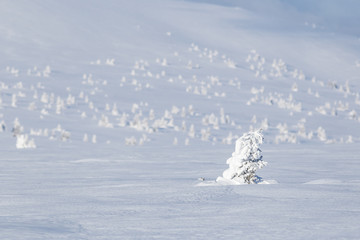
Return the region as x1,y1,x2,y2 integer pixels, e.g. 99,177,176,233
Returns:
304,179,344,185
197,179,278,187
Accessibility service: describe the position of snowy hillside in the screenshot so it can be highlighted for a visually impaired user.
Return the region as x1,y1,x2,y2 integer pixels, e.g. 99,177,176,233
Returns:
1,0,360,239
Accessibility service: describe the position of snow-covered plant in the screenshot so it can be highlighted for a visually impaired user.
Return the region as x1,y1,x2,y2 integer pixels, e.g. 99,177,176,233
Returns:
118,113,128,127
112,103,119,116
106,58,115,66
181,107,186,118
43,65,51,77
171,106,180,115
92,134,97,144
12,118,23,136
224,58,236,69
346,135,353,144
291,83,298,92
11,94,17,107
60,130,71,142
83,133,88,142
188,124,195,138
98,114,113,128
148,109,155,121
66,94,75,106
202,113,219,130
28,102,36,111
222,132,234,145
41,92,49,103
201,128,211,141
317,126,327,142
16,134,36,149
188,105,194,116
105,103,110,111
261,118,269,131
125,136,137,146
217,129,267,184
138,134,149,145
56,96,65,114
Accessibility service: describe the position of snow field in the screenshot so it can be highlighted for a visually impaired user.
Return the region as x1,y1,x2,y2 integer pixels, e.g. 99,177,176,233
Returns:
1,0,360,239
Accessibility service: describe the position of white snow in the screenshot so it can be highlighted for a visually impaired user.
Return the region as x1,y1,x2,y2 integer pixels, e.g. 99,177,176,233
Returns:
1,0,360,239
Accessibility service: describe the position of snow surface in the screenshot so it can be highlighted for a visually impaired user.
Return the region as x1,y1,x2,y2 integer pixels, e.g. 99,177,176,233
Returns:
1,0,360,239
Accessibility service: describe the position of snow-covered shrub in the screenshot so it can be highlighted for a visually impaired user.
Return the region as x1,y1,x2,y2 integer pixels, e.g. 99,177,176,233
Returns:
41,92,49,103
60,130,71,142
171,106,180,115
98,114,113,128
16,134,36,149
222,132,234,145
201,128,211,141
43,65,51,77
317,127,327,142
224,58,236,68
130,115,149,132
83,134,88,142
28,102,36,111
117,113,128,127
202,113,219,130
92,135,97,144
291,83,298,92
148,109,155,120
349,110,357,120
271,58,287,77
12,118,23,136
11,94,17,107
275,123,297,144
56,97,65,114
112,103,119,116
151,118,167,131
106,58,115,66
217,129,267,184
188,105,194,116
188,124,195,138
138,134,149,145
49,125,70,142
30,128,43,136
125,136,137,146
261,118,269,131
66,94,75,106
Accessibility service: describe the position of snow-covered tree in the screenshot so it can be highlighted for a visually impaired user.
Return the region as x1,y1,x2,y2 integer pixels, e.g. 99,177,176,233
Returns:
188,124,195,138
217,129,267,184
83,133,88,142
11,94,17,107
56,96,65,114
317,126,327,142
12,118,23,136
92,134,97,144
112,103,119,116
